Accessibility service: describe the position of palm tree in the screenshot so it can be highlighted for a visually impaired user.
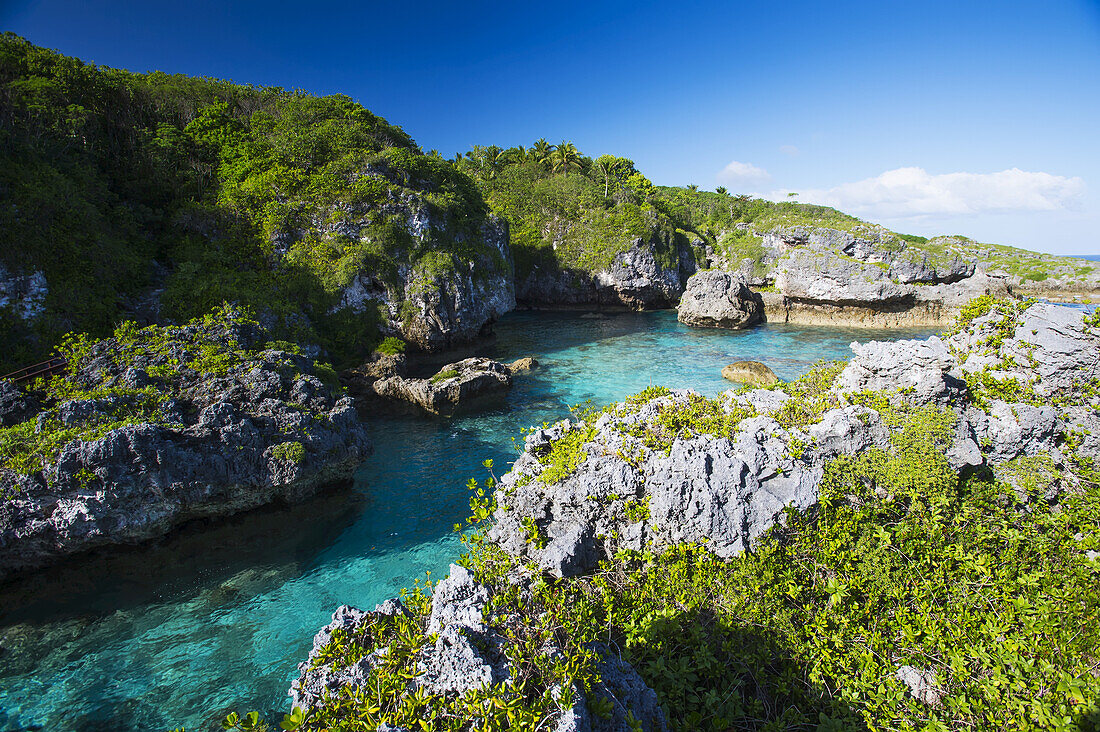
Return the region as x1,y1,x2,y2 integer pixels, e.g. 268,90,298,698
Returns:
687,184,699,192
716,186,728,195
531,138,553,168
549,141,582,174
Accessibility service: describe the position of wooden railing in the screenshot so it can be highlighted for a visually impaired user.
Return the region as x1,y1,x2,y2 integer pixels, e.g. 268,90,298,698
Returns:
1,356,68,384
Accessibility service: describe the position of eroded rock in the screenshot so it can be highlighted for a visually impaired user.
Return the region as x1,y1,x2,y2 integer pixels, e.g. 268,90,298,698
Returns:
372,357,512,416
0,310,372,580
677,270,764,329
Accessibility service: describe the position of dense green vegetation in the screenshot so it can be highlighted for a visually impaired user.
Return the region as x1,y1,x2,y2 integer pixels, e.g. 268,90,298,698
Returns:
0,305,336,489
0,33,499,371
225,388,1099,732
218,303,1100,731
4,34,1094,374
453,142,696,281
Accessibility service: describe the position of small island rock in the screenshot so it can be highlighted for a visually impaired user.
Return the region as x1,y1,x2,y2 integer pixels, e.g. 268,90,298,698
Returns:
373,357,512,416
677,270,764,329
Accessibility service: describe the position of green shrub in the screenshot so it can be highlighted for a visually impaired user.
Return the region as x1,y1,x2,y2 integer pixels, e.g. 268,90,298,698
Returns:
312,361,341,391
375,337,406,356
429,368,459,384
271,441,306,464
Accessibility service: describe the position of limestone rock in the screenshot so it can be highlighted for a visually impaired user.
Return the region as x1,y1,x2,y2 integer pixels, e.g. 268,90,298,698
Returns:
293,300,1100,729
721,361,778,387
518,234,698,310
677,270,764,329
0,379,37,427
289,605,379,710
426,564,489,636
836,337,967,406
0,264,48,321
537,522,600,578
372,357,512,415
324,203,514,351
0,312,372,581
896,665,943,707
774,248,914,307
508,357,539,372
490,301,1100,573
292,563,669,731
555,646,670,732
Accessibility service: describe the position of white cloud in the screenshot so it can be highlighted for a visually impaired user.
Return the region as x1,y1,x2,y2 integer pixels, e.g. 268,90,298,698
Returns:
717,160,770,185
779,167,1085,220
779,144,800,157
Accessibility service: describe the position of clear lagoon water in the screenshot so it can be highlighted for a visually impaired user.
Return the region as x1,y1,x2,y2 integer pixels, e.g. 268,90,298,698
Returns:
0,310,945,731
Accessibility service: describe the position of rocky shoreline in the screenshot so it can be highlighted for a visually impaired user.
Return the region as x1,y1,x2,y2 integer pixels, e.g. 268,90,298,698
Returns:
0,307,372,582
286,298,1100,730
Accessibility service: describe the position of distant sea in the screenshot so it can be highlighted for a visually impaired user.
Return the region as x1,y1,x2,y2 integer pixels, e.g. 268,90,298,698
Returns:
1070,254,1100,260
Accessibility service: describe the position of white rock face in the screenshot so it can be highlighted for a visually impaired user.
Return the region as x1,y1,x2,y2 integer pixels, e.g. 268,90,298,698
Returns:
676,269,764,328
0,265,48,320
896,665,943,707
489,301,1099,575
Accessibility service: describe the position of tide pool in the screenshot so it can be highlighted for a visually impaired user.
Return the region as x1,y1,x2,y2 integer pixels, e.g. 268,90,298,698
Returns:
0,310,939,731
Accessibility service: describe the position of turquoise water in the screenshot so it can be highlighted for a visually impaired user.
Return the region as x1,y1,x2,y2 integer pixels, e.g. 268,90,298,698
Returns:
0,311,939,732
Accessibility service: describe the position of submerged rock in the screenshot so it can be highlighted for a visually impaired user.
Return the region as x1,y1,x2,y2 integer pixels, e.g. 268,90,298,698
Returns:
373,357,512,416
721,361,778,387
676,270,764,329
508,357,539,372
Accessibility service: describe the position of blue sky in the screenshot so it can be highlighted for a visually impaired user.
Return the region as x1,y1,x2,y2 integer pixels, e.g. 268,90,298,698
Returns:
4,0,1100,254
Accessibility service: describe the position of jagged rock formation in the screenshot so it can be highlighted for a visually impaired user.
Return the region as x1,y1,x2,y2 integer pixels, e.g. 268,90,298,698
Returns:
0,264,48,322
331,210,515,350
292,563,669,732
0,380,37,428
705,223,1100,327
290,299,1099,730
0,309,372,581
517,236,699,310
734,226,1010,327
490,300,1098,574
371,358,513,416
676,270,764,328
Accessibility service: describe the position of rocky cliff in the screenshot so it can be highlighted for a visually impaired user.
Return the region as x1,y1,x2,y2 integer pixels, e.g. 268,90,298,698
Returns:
492,299,1097,570
287,297,1100,731
704,222,1098,327
516,234,699,310
289,189,515,352
0,35,515,373
0,306,372,581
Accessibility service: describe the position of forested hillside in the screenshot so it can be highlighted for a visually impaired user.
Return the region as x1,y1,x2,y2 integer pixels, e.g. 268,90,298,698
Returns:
0,33,505,371
2,34,1095,372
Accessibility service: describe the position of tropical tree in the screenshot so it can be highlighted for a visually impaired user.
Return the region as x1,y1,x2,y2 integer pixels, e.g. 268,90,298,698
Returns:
594,154,634,197
549,141,582,174
686,183,699,192
530,138,553,168
715,186,728,195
